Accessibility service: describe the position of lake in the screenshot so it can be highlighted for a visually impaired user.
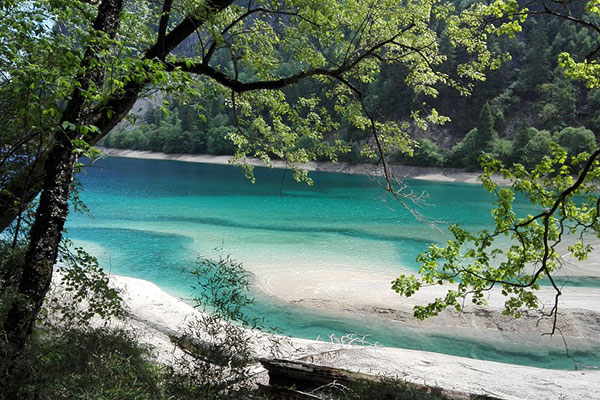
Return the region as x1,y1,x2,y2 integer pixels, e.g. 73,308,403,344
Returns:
66,156,600,370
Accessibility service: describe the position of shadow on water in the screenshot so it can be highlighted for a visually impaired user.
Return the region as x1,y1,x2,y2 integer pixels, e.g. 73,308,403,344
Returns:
146,215,433,246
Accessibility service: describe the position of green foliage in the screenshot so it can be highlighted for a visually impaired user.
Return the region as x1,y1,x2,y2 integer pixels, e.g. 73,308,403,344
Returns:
517,128,553,169
74,0,529,182
1,239,145,399
92,0,600,176
1,237,122,331
510,122,536,164
0,249,276,400
537,77,576,130
393,146,600,321
4,1,521,371
51,243,123,327
555,126,596,159
206,126,237,155
445,103,499,169
1,327,166,400
516,19,551,95
475,103,497,150
490,137,512,165
446,129,479,169
393,139,444,167
337,141,366,164
559,52,600,88
4,4,600,390
164,254,280,400
415,139,444,167
190,254,257,327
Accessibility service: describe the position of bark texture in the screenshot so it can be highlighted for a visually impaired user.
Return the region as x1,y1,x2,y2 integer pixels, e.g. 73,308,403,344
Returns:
2,0,125,353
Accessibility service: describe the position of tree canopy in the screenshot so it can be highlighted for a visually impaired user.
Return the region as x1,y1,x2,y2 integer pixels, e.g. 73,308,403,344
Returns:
0,0,521,366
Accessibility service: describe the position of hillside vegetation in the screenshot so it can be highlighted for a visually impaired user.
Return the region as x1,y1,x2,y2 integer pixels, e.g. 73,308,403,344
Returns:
102,12,599,170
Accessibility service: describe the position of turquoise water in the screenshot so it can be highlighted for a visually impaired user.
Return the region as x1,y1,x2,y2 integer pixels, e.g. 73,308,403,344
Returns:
66,157,600,370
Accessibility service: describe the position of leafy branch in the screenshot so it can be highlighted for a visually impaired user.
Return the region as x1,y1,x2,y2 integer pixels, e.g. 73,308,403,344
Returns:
393,145,600,335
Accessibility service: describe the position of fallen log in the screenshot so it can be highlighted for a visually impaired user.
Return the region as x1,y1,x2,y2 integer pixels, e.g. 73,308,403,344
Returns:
259,358,501,400
259,358,376,390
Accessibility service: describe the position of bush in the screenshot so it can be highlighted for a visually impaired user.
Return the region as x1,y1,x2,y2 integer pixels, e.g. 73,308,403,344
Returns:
104,128,130,149
162,130,187,154
295,134,317,152
510,123,537,165
412,139,444,167
189,130,207,153
446,128,479,169
1,326,167,400
337,141,364,163
491,138,512,166
206,126,236,155
147,126,167,152
555,126,596,159
163,254,281,400
0,249,268,400
129,128,149,150
520,129,553,169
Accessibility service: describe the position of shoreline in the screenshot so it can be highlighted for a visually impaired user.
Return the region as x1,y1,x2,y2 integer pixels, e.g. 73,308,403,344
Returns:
91,274,600,400
98,147,511,185
88,147,600,398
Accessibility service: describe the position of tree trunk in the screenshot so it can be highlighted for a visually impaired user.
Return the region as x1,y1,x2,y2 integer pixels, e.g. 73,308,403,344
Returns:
1,0,236,358
1,0,125,357
0,0,235,234
3,140,76,349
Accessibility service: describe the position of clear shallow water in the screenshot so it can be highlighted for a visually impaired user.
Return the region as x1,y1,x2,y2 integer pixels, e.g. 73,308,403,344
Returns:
66,157,600,370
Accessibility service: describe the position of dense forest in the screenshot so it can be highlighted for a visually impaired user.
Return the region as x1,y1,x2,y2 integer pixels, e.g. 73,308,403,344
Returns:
102,11,599,170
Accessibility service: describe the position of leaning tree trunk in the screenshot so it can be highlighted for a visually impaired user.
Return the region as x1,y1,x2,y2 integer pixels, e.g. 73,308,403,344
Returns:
2,0,125,358
1,0,236,356
3,138,76,349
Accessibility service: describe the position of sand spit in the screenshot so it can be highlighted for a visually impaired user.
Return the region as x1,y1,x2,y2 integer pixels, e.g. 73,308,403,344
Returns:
74,274,600,400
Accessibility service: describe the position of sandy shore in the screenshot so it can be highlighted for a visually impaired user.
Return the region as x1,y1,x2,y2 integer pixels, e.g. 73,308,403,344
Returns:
90,147,600,398
98,148,511,185
86,274,600,400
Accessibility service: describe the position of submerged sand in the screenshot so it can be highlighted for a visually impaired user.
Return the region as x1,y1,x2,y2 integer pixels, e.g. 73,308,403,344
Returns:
99,147,600,333
90,148,600,398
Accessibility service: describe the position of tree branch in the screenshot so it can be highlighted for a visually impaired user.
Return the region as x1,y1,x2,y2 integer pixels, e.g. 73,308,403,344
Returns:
157,0,174,60
168,24,415,93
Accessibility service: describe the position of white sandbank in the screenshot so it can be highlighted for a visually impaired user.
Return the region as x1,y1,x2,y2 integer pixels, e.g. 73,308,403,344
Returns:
98,148,512,185
92,147,600,398
99,274,600,400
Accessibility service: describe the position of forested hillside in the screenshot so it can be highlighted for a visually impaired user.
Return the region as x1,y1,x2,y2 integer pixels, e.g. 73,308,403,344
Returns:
102,9,599,170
